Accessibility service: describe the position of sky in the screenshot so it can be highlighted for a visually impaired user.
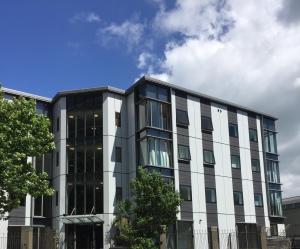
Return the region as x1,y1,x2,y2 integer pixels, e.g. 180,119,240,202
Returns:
1,0,299,197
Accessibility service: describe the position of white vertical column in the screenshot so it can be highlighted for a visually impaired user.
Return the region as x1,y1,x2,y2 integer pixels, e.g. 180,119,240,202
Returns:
187,96,208,249
171,90,181,220
257,117,270,228
25,157,33,226
237,110,256,223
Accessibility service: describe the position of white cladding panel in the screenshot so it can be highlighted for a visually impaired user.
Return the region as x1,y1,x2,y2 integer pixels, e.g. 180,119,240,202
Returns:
237,110,256,223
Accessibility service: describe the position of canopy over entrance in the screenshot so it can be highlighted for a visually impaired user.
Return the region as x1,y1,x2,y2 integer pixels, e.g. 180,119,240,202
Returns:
61,214,104,224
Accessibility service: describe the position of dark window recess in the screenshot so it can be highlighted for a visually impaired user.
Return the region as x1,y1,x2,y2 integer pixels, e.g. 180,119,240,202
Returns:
252,159,260,172
176,109,189,126
56,151,59,167
116,187,122,202
233,191,243,205
20,197,26,206
231,155,241,169
115,112,121,127
201,116,213,132
229,123,238,137
34,197,42,216
249,129,258,142
178,145,191,161
203,150,215,165
56,117,60,132
180,185,192,201
35,156,43,174
68,115,75,139
116,147,122,163
68,149,75,174
205,188,216,203
254,193,263,207
55,191,59,206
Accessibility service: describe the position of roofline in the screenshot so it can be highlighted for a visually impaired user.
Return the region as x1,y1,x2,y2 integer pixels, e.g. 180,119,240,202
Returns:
126,75,278,120
1,87,52,103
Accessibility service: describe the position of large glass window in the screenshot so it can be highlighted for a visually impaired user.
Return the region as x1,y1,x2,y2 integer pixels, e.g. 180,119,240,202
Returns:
76,150,84,174
77,115,85,140
265,131,277,154
180,185,192,201
205,188,216,203
249,129,258,142
252,159,260,172
203,150,215,165
267,160,280,183
233,191,243,205
231,155,241,169
68,149,75,174
138,100,171,130
176,109,189,126
34,197,42,216
68,115,75,139
86,113,94,138
138,84,170,102
178,145,191,161
229,123,238,137
263,118,276,131
86,150,94,173
201,116,213,132
139,137,172,168
270,191,282,216
254,193,263,207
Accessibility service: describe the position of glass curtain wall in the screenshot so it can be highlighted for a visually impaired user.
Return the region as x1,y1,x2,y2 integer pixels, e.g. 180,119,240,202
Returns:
267,160,280,183
270,191,283,216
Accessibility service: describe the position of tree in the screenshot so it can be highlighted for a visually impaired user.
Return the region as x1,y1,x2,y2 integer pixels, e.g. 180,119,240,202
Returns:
0,92,55,214
113,167,182,249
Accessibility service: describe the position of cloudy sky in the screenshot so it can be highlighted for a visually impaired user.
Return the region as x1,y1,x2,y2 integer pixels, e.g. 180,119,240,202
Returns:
1,0,299,197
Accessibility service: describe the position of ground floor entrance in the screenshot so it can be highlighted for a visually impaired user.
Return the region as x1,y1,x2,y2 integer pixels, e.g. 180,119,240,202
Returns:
66,224,103,249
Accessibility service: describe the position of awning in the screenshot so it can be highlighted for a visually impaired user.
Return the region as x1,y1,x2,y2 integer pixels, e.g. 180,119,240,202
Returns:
61,214,104,224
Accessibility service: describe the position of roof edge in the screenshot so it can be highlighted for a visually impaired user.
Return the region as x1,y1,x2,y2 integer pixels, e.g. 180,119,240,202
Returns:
1,87,52,103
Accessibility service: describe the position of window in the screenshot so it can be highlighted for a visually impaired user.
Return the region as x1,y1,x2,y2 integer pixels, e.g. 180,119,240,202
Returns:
115,112,121,127
205,188,216,203
68,115,75,139
270,191,282,216
116,146,122,163
270,224,278,237
233,191,243,205
76,150,84,173
231,155,241,169
263,118,276,131
138,84,169,102
252,159,260,172
55,191,59,206
265,131,277,154
34,197,42,216
267,160,280,183
56,151,59,167
86,113,94,137
139,137,172,168
35,156,43,174
178,145,191,161
229,123,238,137
201,116,213,132
254,193,263,207
56,117,60,132
203,150,215,165
68,149,75,174
180,185,192,201
116,187,122,202
249,129,258,142
176,109,189,126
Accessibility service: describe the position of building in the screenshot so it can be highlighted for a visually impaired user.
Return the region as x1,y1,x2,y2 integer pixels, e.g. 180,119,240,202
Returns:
0,76,285,249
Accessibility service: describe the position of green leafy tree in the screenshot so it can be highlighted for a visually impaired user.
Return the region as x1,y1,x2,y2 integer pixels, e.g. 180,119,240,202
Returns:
0,92,55,214
113,167,182,249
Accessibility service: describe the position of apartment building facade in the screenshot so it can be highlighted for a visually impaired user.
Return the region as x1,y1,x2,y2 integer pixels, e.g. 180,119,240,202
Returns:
0,76,284,249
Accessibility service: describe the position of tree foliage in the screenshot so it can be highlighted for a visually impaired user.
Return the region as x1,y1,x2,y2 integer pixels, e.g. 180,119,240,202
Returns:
113,167,182,249
0,92,55,214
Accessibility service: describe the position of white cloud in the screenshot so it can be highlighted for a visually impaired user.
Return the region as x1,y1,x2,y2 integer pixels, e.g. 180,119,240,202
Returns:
70,12,101,24
141,0,300,197
98,20,144,51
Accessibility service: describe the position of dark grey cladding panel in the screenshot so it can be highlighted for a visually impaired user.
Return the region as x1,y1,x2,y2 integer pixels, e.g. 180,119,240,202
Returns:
248,114,257,129
232,169,242,179
177,126,189,137
204,166,215,176
233,180,243,191
253,173,262,183
235,205,245,222
207,213,218,227
179,171,192,185
203,139,213,151
200,101,212,117
177,134,189,146
253,179,263,193
202,132,213,142
179,162,191,172
8,206,25,225
181,201,193,220
175,95,187,111
250,142,259,152
205,174,216,188
256,214,265,226
250,149,260,159
230,137,240,148
230,145,240,155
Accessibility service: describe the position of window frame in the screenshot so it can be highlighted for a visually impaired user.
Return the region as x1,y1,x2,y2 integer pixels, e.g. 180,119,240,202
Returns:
205,188,217,204
233,191,244,206
201,116,213,132
249,128,258,142
251,159,260,172
254,193,263,207
203,150,215,166
178,144,191,161
231,155,241,169
115,146,122,163
115,112,121,127
229,123,239,138
56,117,60,132
176,109,189,127
180,185,192,201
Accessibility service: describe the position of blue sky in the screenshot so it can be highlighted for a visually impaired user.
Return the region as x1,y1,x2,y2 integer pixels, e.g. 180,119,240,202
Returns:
0,0,169,97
